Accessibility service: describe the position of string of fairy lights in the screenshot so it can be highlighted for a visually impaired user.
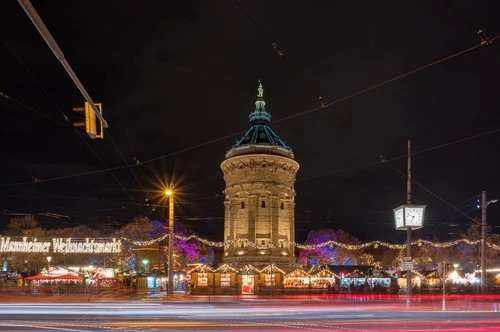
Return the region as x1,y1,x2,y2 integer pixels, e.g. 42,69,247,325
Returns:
123,234,500,251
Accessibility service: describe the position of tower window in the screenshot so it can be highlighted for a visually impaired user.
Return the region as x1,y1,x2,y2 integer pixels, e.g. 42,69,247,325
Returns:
280,202,284,210
241,202,245,209
261,200,266,208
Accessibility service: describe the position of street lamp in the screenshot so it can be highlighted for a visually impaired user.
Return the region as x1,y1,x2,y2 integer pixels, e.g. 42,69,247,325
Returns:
166,189,174,296
481,190,497,294
46,256,52,277
142,259,149,275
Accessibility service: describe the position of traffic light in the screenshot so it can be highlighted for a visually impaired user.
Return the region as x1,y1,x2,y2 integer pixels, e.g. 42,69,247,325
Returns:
394,271,399,279
72,102,103,139
437,262,452,276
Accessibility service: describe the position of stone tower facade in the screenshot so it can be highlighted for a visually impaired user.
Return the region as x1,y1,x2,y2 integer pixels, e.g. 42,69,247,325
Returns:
220,81,300,269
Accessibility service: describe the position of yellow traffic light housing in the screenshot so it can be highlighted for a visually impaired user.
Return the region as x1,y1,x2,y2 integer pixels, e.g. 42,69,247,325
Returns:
72,102,104,139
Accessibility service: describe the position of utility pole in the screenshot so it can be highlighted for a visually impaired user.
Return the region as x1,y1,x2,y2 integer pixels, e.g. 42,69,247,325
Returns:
442,261,446,311
406,139,412,300
167,191,175,296
481,190,487,294
481,191,498,294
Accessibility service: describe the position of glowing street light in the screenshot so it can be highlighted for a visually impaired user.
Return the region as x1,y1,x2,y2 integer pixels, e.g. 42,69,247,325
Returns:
142,259,149,275
166,189,174,296
46,256,52,277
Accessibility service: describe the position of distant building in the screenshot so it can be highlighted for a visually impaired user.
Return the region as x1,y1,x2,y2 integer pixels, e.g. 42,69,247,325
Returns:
220,81,300,269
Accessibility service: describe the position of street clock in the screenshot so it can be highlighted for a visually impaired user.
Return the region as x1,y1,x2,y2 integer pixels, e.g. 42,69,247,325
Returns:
393,205,426,230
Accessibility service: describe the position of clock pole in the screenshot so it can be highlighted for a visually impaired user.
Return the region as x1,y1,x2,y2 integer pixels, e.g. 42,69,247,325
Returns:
406,139,412,302
394,140,425,304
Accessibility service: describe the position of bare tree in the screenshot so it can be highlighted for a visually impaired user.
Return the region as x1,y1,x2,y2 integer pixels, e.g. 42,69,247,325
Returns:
5,215,47,275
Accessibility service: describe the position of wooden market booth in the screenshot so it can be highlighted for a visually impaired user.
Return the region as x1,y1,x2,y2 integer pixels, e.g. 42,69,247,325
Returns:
214,264,238,295
187,264,215,295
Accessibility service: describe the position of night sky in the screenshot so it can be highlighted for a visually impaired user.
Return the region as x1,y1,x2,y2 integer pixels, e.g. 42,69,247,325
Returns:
1,1,500,244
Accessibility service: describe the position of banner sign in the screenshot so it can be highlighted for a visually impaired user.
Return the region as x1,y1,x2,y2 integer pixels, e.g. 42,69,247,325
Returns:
0,237,122,254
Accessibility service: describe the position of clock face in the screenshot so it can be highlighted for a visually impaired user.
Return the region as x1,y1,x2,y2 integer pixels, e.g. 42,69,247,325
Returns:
394,208,404,229
404,206,424,227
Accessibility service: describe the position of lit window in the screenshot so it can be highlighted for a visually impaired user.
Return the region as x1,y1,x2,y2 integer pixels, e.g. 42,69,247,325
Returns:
265,273,275,286
198,273,208,287
220,273,231,287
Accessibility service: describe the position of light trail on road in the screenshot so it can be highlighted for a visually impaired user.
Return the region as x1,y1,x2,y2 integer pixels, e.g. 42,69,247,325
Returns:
0,298,499,331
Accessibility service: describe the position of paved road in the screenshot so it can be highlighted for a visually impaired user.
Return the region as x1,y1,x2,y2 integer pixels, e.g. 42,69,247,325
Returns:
0,295,499,331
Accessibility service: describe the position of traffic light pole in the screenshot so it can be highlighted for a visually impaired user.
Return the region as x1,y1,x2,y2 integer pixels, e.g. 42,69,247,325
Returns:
18,0,108,129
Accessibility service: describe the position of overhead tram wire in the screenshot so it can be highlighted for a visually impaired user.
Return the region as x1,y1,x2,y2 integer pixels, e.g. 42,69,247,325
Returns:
139,33,500,167
80,1,243,220
380,157,476,223
1,34,498,189
14,0,162,218
0,41,148,218
234,0,325,107
0,91,67,128
0,36,99,132
17,0,108,129
443,0,483,31
82,0,157,217
2,92,151,217
297,125,500,184
272,35,499,125
443,0,493,46
7,4,495,226
0,8,146,212
82,0,136,157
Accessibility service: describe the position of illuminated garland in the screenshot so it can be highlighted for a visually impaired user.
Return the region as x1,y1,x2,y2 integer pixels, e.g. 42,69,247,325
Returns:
121,234,169,246
121,234,499,251
170,235,493,251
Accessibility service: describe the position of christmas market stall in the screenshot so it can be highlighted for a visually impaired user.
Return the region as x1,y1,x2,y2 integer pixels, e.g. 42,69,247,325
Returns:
24,269,83,294
238,265,261,295
188,264,215,295
309,267,338,289
213,264,238,295
24,267,82,285
91,267,117,287
283,269,311,289
257,264,286,294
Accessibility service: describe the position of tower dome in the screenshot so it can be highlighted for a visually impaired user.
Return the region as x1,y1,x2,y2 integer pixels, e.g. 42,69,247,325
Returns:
225,80,294,160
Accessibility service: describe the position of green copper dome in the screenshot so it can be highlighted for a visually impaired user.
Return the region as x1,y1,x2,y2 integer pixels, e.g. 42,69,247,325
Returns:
225,80,294,159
